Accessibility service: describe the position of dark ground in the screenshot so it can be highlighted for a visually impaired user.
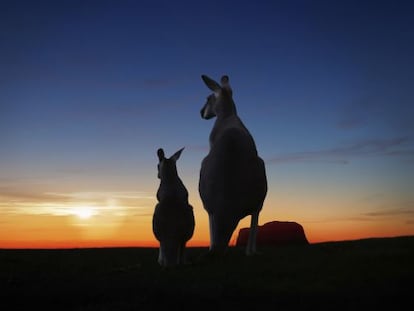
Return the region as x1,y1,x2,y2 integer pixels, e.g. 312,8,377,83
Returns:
1,236,413,310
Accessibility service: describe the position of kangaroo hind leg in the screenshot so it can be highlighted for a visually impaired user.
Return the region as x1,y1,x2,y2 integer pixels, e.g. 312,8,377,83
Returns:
246,211,260,256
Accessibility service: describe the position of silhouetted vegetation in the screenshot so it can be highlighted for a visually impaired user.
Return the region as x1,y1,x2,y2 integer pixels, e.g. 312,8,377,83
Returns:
2,236,413,310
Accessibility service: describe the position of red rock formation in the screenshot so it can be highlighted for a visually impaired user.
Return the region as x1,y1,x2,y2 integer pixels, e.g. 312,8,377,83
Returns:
236,221,309,247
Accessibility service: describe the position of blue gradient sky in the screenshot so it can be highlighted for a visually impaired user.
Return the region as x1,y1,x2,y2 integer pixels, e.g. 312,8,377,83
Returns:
1,0,413,247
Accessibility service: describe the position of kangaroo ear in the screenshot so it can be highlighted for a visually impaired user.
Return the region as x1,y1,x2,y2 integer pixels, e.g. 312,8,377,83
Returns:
220,75,232,95
171,147,184,162
157,148,165,161
220,75,229,85
201,75,221,92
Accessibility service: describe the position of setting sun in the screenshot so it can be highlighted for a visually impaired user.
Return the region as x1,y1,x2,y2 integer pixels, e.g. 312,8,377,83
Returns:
72,206,95,220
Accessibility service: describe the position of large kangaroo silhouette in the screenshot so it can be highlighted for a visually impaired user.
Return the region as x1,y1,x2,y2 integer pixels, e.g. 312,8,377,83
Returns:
199,75,267,255
153,147,195,266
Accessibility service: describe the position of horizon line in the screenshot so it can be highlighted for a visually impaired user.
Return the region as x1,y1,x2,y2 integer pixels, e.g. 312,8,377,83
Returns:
1,234,413,250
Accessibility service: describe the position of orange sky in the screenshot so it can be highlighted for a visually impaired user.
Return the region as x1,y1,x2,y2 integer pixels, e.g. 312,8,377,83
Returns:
1,184,413,249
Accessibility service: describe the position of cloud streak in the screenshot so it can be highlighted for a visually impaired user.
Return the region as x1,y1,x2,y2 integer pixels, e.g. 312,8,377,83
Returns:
363,207,414,217
0,190,155,218
267,136,414,164
362,206,414,226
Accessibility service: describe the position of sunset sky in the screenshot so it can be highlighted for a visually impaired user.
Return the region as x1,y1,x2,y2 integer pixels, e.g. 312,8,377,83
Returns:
1,0,413,248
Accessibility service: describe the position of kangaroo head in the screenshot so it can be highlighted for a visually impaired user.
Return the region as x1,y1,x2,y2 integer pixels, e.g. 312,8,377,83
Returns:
157,147,184,179
200,74,235,119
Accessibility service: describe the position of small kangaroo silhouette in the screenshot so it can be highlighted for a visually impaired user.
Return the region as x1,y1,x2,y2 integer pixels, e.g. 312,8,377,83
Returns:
152,147,195,267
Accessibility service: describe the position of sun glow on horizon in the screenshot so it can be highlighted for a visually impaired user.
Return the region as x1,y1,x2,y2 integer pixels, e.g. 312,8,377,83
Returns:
71,206,95,220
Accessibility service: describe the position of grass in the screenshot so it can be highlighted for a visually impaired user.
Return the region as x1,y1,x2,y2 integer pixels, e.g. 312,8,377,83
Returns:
1,235,413,310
